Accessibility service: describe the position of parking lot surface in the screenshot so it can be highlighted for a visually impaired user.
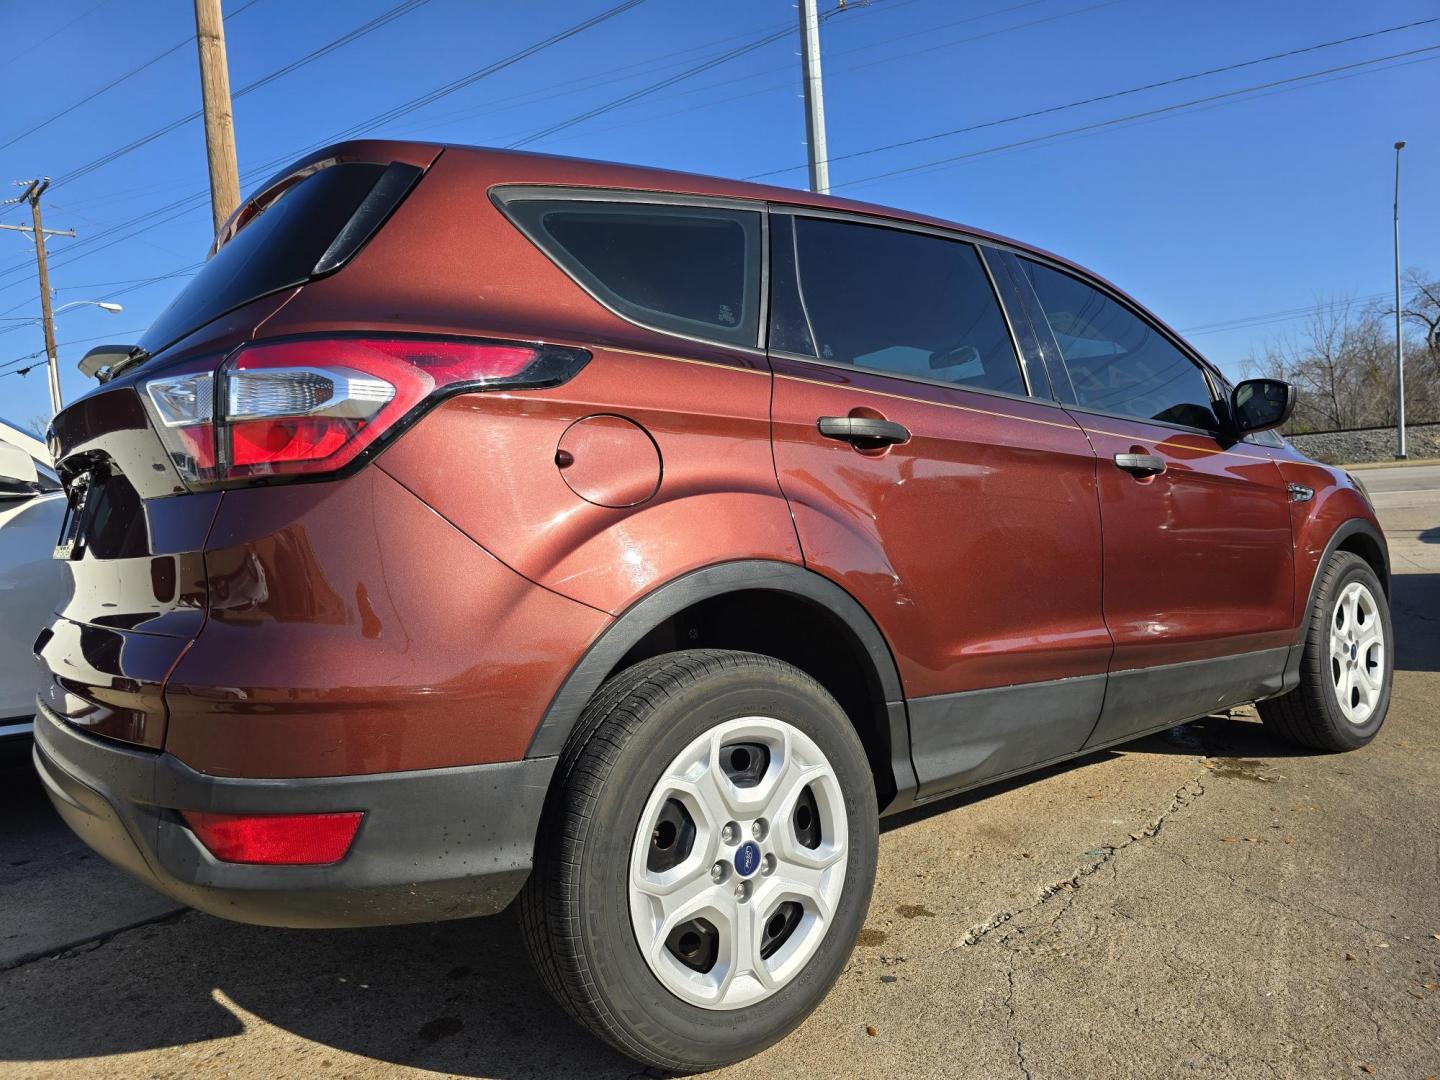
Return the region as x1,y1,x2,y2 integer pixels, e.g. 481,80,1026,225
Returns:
2,465,1437,1079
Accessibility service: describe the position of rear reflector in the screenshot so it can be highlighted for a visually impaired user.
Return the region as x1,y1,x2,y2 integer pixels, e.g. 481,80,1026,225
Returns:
141,335,589,489
182,810,364,865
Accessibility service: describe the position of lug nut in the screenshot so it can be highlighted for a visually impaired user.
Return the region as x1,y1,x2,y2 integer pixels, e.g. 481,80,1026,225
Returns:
710,861,729,884
761,853,776,876
721,822,740,844
751,818,769,841
734,881,751,903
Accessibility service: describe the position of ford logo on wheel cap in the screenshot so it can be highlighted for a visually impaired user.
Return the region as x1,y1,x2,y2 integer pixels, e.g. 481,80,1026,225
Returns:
734,840,761,877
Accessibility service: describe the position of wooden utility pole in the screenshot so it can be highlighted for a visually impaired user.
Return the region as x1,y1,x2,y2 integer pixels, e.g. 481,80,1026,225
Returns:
0,179,76,416
193,0,241,234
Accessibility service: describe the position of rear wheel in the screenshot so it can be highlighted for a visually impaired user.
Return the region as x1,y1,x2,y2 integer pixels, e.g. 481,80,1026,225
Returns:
521,650,878,1072
1259,550,1392,751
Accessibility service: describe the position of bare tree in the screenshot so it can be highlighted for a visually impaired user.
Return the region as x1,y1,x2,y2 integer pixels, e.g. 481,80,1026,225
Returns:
1400,269,1440,363
1244,277,1439,433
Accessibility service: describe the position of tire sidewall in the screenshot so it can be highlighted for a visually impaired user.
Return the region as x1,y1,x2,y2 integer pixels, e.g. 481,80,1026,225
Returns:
573,662,878,1068
1311,556,1393,746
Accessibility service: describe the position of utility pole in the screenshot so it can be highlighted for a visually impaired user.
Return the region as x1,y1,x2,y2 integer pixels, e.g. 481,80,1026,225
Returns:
1392,140,1407,461
798,0,831,194
193,0,241,234
0,179,76,416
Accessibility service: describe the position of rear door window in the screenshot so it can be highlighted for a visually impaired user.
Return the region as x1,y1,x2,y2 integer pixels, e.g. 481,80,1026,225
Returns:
500,197,762,349
139,161,419,356
1019,259,1220,431
771,214,1027,397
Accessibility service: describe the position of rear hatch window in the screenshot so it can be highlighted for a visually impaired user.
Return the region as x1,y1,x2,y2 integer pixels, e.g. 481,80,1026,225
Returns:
138,161,420,357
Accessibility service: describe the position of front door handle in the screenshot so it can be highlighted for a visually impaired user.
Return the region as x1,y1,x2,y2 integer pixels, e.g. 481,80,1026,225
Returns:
817,416,911,446
1113,452,1166,477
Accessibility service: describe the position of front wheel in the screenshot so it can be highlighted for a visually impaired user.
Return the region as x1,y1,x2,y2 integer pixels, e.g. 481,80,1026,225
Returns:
521,650,878,1072
1259,550,1393,752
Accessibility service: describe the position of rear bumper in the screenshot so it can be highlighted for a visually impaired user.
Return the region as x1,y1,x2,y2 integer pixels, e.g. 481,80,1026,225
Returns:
33,703,554,928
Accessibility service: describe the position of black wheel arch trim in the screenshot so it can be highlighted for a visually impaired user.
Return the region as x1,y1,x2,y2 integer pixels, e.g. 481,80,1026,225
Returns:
525,559,908,763
1283,517,1391,691
1303,518,1390,623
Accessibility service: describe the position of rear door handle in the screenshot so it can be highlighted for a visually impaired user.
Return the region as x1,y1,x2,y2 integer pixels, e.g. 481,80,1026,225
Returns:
1113,452,1166,477
817,416,910,446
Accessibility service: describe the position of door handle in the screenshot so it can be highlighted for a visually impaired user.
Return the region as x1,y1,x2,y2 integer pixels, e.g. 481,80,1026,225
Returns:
817,416,911,446
1113,452,1166,477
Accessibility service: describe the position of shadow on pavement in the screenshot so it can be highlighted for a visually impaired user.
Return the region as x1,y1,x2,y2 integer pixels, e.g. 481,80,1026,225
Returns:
1390,572,1439,673
2,891,635,1077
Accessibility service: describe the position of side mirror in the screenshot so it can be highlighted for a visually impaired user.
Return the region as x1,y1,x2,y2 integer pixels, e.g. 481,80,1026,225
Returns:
1231,378,1295,434
0,440,40,500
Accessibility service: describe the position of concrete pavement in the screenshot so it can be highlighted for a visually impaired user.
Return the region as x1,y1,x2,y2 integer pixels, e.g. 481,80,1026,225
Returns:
1,469,1436,1079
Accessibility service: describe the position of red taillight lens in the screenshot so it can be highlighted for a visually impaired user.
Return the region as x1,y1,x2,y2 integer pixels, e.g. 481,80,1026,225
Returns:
181,810,364,865
141,335,588,489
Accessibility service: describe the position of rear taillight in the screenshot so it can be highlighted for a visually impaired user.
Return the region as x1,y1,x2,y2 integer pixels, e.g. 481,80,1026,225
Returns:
181,810,364,865
142,335,588,489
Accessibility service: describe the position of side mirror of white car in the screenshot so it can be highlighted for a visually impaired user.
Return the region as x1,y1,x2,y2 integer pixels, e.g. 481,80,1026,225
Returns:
0,440,41,500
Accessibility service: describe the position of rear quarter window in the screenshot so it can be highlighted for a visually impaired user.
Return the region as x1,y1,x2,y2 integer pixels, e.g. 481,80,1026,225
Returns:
497,195,763,349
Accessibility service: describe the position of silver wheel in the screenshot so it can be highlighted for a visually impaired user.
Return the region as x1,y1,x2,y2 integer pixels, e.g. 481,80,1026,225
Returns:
1330,580,1384,725
627,715,848,1011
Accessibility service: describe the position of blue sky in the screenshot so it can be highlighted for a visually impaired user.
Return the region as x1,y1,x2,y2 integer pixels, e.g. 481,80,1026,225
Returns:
1,0,1436,430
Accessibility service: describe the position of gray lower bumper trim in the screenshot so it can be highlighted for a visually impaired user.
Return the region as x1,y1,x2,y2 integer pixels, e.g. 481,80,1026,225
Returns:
32,704,553,928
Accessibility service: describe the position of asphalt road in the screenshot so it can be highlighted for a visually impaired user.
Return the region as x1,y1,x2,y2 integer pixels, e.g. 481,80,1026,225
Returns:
2,467,1437,1080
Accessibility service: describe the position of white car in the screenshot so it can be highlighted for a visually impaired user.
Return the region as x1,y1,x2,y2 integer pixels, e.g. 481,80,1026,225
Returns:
0,419,65,742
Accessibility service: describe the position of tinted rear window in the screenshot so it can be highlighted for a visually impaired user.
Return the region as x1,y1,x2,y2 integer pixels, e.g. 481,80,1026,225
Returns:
500,197,762,348
139,163,394,355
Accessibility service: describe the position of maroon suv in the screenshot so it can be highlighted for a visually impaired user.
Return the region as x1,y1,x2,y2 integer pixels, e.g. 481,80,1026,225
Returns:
35,141,1392,1071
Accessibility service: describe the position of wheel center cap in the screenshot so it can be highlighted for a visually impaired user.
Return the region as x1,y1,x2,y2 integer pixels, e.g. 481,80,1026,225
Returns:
1350,641,1358,661
734,840,762,878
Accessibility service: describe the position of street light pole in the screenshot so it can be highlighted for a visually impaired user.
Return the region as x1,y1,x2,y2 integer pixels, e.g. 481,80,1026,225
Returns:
798,0,830,194
1393,140,1407,461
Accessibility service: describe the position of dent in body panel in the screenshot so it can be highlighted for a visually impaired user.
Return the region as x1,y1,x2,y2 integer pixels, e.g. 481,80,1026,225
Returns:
769,361,1110,699
908,674,1106,799
163,468,611,778
376,347,801,615
1072,417,1296,668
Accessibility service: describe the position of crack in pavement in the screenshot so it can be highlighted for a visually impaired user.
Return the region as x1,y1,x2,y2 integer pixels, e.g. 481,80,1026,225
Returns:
1002,962,1034,1080
958,772,1210,949
1151,845,1425,947
0,908,189,976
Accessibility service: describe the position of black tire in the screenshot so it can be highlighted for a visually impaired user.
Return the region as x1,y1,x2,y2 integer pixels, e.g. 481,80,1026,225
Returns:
1258,551,1393,752
521,649,878,1073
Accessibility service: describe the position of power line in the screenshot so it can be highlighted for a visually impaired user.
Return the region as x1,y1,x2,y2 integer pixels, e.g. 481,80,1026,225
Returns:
47,0,436,191
748,15,1440,180
507,0,868,150
529,0,1123,153
835,42,1440,189
0,0,267,154
0,329,145,377
549,0,1119,151
1180,292,1394,336
0,0,652,290
0,0,116,68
